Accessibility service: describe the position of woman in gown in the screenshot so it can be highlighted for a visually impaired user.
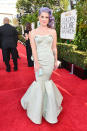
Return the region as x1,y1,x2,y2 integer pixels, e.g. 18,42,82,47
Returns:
24,22,34,67
21,7,63,124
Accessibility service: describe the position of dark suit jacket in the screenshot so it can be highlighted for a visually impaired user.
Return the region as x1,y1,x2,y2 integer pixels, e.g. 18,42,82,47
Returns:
0,31,1,49
0,24,18,49
0,37,1,49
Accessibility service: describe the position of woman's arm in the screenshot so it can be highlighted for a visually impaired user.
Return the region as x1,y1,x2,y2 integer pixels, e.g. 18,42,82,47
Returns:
25,33,29,40
52,29,58,70
29,30,40,72
23,30,29,40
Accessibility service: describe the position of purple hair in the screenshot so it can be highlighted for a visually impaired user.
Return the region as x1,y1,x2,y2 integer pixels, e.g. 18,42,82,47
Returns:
38,7,55,28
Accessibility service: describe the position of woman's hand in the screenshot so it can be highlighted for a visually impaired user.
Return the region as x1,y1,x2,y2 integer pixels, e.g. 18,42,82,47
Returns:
34,62,41,72
54,61,58,70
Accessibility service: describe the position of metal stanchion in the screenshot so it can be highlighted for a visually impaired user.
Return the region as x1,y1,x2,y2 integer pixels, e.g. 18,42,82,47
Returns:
70,64,74,74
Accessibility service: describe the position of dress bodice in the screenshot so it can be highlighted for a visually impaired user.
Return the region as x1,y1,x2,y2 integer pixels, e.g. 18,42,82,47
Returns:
34,35,54,62
34,35,53,53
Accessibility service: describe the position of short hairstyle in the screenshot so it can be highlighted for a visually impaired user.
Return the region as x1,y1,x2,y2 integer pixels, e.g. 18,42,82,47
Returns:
38,7,55,28
3,17,9,24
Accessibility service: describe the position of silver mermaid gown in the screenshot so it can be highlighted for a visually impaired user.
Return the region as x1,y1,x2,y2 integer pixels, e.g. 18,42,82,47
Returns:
21,35,63,124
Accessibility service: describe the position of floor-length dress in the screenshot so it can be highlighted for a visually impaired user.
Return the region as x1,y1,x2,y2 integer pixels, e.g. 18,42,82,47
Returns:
21,35,63,124
24,30,34,66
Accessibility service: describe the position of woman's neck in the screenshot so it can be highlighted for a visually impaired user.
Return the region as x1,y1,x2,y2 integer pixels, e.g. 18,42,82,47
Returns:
39,25,48,30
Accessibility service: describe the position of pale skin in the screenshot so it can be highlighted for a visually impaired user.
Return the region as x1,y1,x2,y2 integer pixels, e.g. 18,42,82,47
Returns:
25,33,29,40
29,12,58,72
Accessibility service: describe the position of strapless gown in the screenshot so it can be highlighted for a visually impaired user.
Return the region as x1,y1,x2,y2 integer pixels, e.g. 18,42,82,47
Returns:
21,35,63,124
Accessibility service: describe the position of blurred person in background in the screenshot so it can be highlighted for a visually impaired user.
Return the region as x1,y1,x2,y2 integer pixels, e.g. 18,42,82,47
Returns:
24,22,34,67
0,17,18,72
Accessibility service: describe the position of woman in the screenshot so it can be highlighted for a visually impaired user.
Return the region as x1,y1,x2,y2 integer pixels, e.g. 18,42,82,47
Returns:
21,7,63,124
24,22,33,67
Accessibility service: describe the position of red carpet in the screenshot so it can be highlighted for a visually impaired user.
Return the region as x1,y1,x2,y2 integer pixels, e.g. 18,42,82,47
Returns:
0,43,87,131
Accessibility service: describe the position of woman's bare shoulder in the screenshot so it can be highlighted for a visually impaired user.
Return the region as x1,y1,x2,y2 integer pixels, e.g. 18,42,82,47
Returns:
48,28,57,37
49,28,56,34
31,29,36,35
31,28,39,36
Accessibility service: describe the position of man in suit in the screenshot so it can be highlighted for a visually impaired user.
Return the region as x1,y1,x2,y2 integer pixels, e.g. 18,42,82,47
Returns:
0,17,18,72
0,30,2,49
0,37,1,49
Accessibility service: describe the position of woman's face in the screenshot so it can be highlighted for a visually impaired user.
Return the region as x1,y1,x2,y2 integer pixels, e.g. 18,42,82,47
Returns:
39,12,49,27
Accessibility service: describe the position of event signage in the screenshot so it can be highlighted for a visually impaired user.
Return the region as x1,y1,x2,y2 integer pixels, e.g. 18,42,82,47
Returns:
60,9,77,40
